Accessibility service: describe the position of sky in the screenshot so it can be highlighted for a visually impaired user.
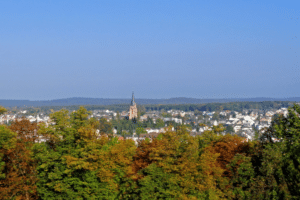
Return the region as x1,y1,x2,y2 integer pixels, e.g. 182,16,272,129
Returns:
0,0,299,100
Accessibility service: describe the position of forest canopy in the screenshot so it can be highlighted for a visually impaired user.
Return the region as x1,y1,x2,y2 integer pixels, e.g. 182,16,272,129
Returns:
0,104,300,199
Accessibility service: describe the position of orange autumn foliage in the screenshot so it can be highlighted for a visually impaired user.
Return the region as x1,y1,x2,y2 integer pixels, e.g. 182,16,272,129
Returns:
131,138,163,177
206,135,251,178
0,118,38,200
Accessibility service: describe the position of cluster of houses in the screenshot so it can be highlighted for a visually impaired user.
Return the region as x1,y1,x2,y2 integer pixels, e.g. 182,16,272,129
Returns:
121,108,289,142
0,112,50,124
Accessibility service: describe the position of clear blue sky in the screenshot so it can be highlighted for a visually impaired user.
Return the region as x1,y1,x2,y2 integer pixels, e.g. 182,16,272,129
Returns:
0,0,299,100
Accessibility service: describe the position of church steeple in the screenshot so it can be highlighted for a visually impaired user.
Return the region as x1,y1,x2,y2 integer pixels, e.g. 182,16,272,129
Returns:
131,92,136,106
129,92,138,120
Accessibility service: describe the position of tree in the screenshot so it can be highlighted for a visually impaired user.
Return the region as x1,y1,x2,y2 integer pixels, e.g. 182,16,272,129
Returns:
231,111,236,118
145,117,154,128
261,104,300,198
206,135,251,178
117,123,123,135
130,127,225,199
116,111,120,121
136,127,147,139
212,124,225,135
137,105,146,117
121,130,131,139
225,125,234,134
161,112,172,118
0,106,6,115
34,107,136,199
212,112,220,121
0,119,38,200
0,125,16,179
194,109,200,115
99,117,113,136
155,118,165,128
249,142,291,199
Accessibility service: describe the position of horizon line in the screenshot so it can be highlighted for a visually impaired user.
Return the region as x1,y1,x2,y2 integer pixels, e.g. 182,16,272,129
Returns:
1,96,300,101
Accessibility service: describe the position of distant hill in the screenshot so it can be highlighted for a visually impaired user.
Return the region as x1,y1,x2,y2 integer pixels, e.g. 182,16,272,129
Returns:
0,97,300,107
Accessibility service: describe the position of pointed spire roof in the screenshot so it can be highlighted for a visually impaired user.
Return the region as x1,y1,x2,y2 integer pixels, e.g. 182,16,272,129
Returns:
131,92,136,106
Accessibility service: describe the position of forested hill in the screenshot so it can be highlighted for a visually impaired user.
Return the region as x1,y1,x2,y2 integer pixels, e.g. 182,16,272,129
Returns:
0,97,300,107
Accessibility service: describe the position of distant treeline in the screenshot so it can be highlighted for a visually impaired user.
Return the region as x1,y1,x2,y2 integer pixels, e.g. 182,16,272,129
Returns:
142,101,294,112
8,101,294,115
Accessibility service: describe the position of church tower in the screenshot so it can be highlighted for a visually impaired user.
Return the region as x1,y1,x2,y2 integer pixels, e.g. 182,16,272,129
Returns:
129,92,138,120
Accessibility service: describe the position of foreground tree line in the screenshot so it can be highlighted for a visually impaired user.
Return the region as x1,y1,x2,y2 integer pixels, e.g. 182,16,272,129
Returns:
1,105,300,199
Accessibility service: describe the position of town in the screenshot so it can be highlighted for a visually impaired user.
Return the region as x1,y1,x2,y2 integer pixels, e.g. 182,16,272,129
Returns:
0,93,291,143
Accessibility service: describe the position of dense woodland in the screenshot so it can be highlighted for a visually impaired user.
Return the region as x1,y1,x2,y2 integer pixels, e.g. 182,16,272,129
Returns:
1,104,300,199
7,101,295,116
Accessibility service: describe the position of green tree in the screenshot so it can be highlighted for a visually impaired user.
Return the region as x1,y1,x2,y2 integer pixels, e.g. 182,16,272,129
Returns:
212,112,220,121
136,127,147,139
99,117,113,136
231,111,236,118
155,118,165,128
121,130,131,139
261,104,300,198
0,125,16,180
161,112,172,118
137,105,146,117
226,125,234,134
252,143,291,199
